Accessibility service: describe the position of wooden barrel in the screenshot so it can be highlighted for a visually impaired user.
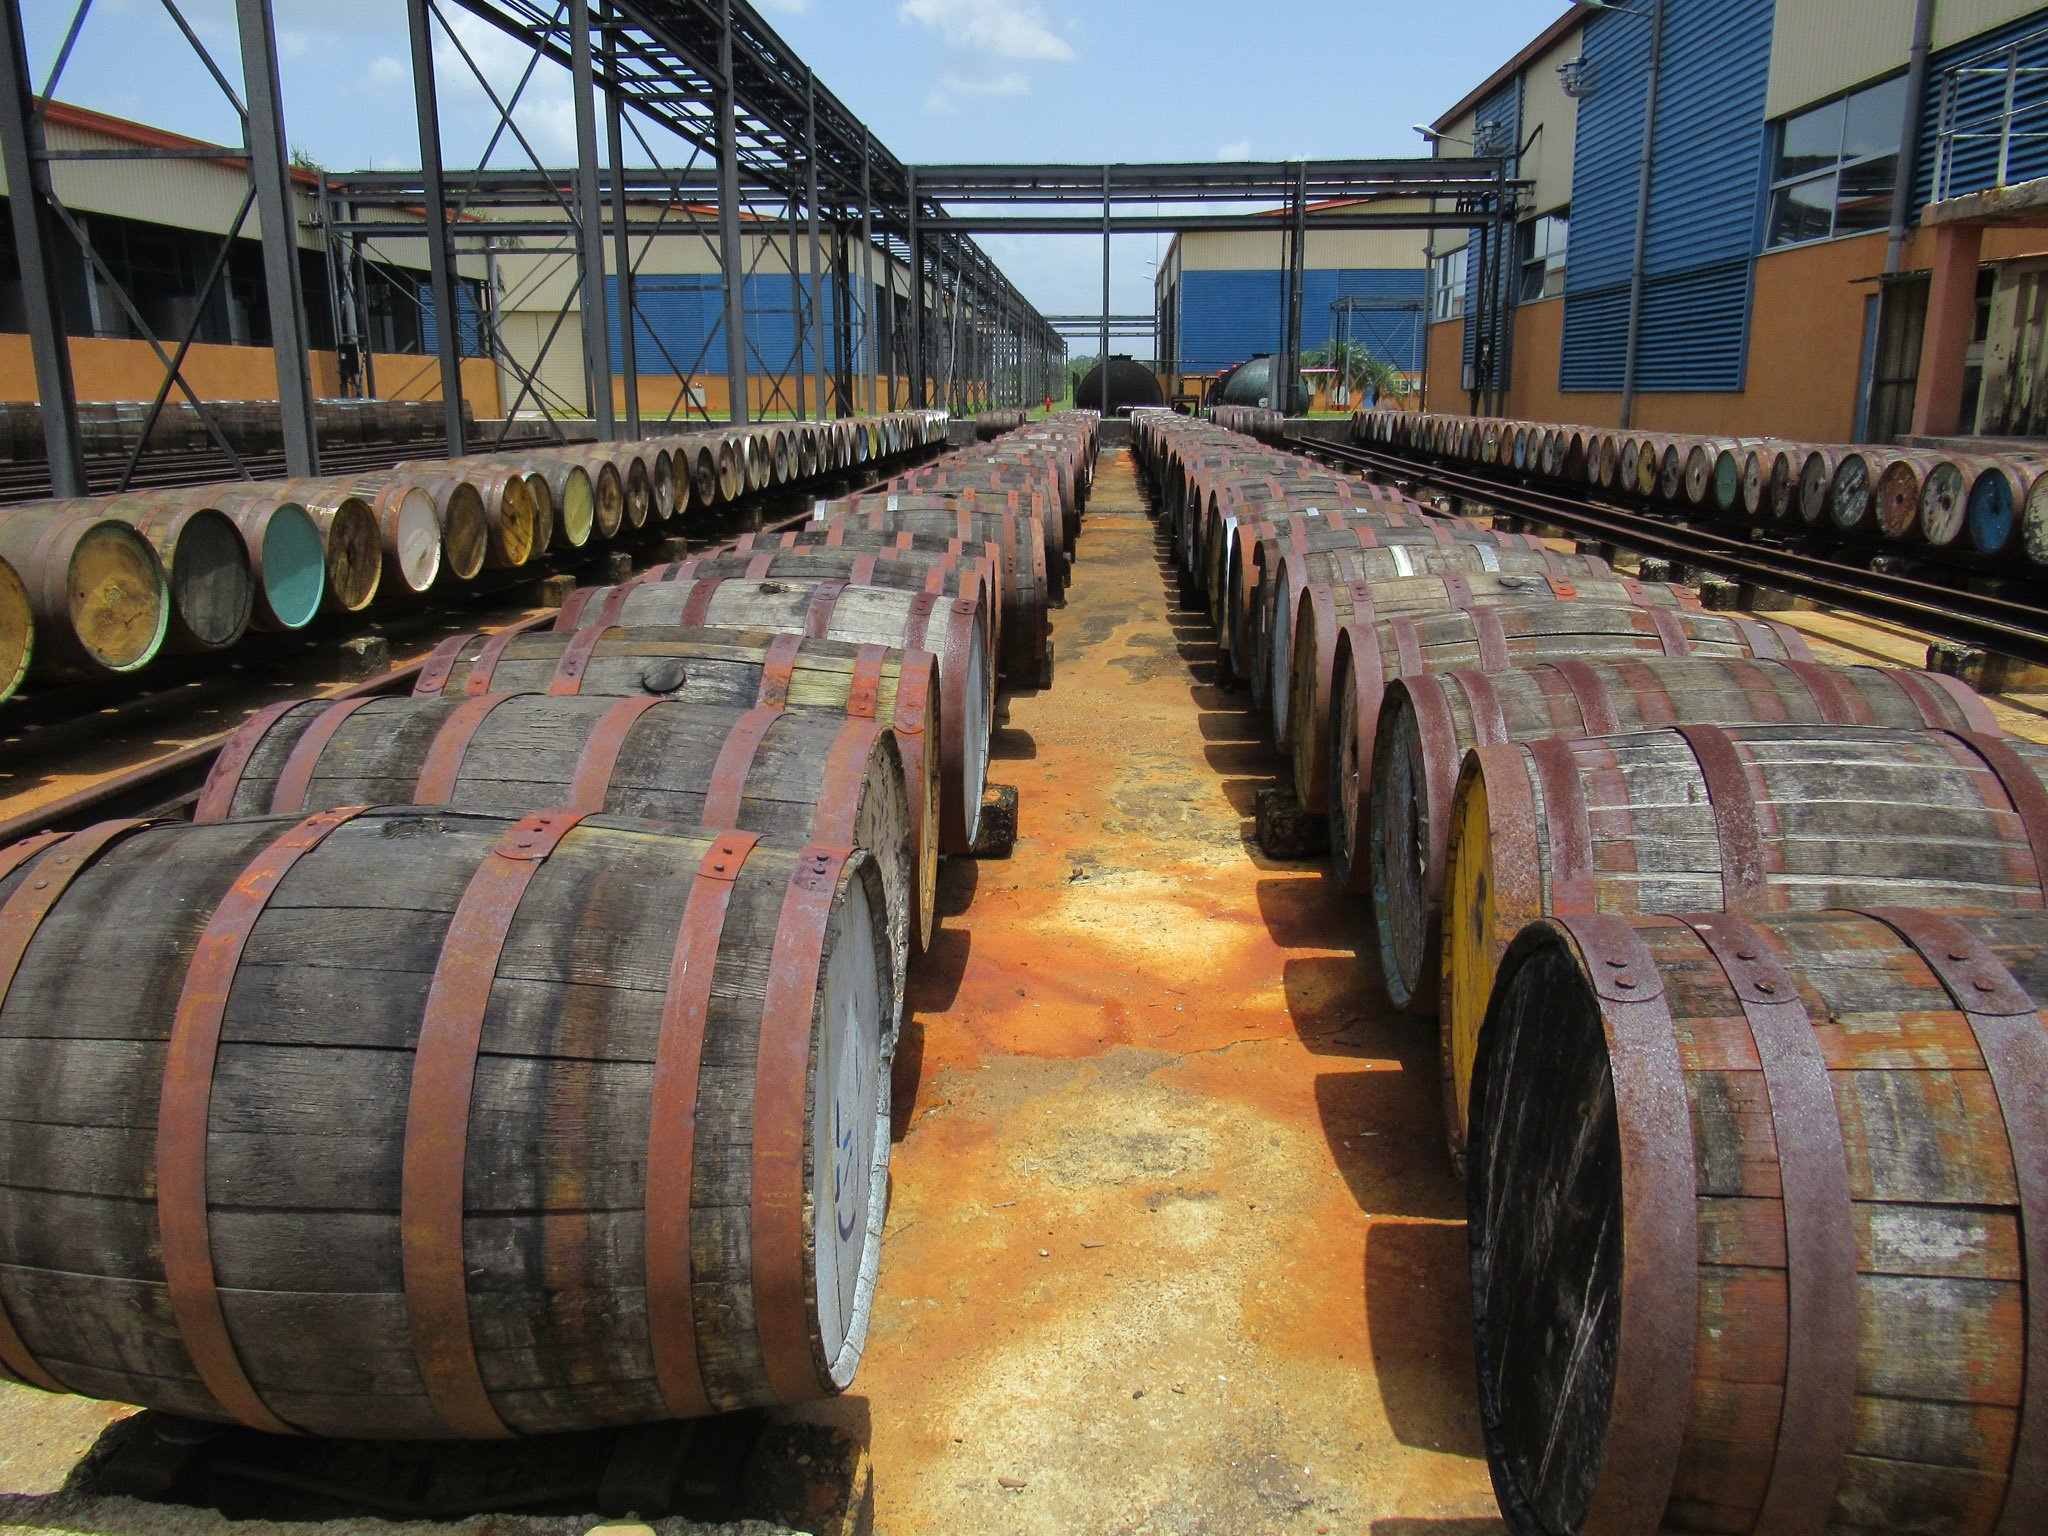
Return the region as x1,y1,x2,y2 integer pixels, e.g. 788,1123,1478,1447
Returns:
195,689,926,995
1253,526,1564,724
0,503,167,676
1967,456,2039,555
188,488,328,631
2024,466,2048,567
860,483,1063,597
365,471,488,582
85,494,251,652
1440,724,2048,1162
1873,451,1947,541
0,806,892,1436
210,481,381,615
423,461,539,570
1263,544,1629,753
1319,602,1811,887
1218,495,1436,655
617,544,1003,677
1471,906,2048,1536
0,557,29,700
1797,446,1848,525
1369,657,1996,1014
1827,448,1893,533
503,585,983,856
813,505,1049,679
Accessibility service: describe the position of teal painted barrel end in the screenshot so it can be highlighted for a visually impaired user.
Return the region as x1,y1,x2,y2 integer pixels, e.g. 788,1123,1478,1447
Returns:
261,502,327,630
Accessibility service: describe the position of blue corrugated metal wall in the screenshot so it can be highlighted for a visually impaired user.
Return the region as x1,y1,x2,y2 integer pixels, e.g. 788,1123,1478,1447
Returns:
1463,81,1523,377
418,281,488,358
1915,9,2048,207
1178,267,1426,373
1560,0,1775,392
603,273,839,375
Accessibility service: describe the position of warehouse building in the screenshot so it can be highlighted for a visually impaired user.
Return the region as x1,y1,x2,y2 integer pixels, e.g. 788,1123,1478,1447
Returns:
0,100,930,426
1155,210,1431,410
1424,0,2048,443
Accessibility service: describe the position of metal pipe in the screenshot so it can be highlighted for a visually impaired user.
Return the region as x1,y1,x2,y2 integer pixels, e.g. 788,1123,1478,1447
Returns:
236,0,319,476
1285,159,1308,414
569,0,615,439
860,130,876,413
405,0,466,456
1885,0,1939,275
787,179,805,420
908,164,924,409
715,0,749,423
1617,0,1667,430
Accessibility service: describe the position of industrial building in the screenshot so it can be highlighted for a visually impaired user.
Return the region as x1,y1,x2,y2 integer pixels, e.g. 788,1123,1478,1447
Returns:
1424,0,2048,443
1154,212,1430,410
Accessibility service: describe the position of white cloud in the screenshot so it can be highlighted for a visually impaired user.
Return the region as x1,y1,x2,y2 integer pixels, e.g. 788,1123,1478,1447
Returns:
367,55,408,90
1217,139,1252,161
942,70,1028,97
899,0,1074,63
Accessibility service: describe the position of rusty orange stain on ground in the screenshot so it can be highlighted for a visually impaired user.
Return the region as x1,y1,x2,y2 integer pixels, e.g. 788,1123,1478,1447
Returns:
791,448,1505,1536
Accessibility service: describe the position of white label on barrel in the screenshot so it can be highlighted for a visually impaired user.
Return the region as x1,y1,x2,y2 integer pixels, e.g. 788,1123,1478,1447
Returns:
813,499,827,520
1478,544,1500,571
888,494,899,512
1392,545,1415,577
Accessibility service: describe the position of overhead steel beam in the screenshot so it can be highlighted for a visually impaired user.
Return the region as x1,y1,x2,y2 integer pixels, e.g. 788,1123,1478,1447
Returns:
570,0,616,439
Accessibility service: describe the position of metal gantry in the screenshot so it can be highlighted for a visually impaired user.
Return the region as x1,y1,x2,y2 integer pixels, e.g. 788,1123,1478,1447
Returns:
0,0,1520,471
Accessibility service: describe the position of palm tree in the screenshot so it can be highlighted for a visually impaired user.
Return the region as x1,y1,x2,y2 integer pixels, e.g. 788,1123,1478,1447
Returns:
1305,341,1410,408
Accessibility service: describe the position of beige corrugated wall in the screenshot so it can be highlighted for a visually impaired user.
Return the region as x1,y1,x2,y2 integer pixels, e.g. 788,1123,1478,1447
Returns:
1767,0,2048,119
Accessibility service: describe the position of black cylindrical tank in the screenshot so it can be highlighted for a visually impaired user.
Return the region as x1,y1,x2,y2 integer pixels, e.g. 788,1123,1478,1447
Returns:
1072,356,1164,416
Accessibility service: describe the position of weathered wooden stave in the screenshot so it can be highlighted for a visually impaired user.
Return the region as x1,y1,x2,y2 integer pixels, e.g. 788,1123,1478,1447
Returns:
1367,656,1997,1015
0,806,893,1437
1320,602,1793,887
1470,907,2048,1536
1260,539,1607,750
194,689,926,994
411,623,971,861
1439,724,2048,1163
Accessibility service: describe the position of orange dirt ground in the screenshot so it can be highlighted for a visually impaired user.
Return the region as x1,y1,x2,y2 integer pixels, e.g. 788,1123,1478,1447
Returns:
788,448,1506,1534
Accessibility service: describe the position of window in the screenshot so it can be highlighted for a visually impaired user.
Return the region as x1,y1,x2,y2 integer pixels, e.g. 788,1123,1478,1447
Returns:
1518,212,1568,301
1431,247,1467,321
1767,74,1908,247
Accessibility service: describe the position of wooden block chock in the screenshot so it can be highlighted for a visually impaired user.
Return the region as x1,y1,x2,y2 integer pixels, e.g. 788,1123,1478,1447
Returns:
1737,582,1797,611
1697,575,1741,611
1255,785,1328,860
656,536,690,562
1636,556,1675,584
600,551,634,585
531,573,578,609
970,783,1019,858
1034,640,1055,691
1929,641,2048,693
329,634,390,682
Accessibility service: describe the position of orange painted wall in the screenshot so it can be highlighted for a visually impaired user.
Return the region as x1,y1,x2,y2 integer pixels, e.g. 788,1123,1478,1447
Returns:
1419,223,2048,439
609,374,922,421
0,334,504,417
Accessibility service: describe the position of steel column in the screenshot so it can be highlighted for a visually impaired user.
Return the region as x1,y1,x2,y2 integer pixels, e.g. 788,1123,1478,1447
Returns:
569,0,615,439
0,2,84,494
406,0,466,456
806,72,826,419
908,164,925,409
1099,164,1110,416
1284,160,1308,416
715,0,749,423
860,132,876,413
603,2,640,437
235,0,319,476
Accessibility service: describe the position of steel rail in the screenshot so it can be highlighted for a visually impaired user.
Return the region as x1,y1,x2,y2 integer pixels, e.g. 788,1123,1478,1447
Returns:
1295,435,2048,668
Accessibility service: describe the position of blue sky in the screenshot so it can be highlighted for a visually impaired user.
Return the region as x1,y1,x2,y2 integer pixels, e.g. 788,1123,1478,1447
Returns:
24,0,1569,318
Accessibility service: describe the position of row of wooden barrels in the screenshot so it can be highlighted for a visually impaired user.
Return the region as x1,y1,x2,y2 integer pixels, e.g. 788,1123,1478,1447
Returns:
1356,405,2048,562
0,411,952,702
0,398,476,461
0,411,1099,1442
1139,408,2048,1536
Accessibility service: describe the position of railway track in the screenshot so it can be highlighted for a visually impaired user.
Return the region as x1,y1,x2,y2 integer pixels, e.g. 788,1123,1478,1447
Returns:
1294,434,2048,670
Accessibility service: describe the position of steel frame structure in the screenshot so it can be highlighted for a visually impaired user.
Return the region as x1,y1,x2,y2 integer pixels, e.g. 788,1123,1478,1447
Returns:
1,0,1520,477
